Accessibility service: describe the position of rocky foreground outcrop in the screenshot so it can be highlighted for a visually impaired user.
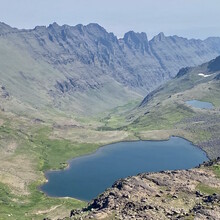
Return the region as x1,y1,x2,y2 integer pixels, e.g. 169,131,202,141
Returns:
67,159,220,220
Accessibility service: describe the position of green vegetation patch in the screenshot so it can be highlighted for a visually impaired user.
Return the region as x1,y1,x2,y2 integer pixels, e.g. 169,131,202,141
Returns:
0,119,100,219
196,183,220,195
212,164,220,178
0,181,86,220
98,100,140,130
15,126,99,172
128,103,195,131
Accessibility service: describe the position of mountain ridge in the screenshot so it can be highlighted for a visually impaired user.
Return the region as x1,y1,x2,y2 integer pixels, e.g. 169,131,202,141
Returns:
1,22,220,116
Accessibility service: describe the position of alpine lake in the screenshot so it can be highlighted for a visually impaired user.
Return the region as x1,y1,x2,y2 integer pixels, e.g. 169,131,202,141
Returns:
41,137,208,201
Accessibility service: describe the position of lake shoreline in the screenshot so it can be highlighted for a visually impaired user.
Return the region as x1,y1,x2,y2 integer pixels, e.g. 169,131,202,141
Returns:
40,136,208,201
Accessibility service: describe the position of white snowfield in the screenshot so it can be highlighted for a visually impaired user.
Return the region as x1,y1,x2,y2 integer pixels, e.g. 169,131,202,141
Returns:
198,73,212,78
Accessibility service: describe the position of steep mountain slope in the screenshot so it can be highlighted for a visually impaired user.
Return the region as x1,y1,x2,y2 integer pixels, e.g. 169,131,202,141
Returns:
126,56,220,159
0,22,220,116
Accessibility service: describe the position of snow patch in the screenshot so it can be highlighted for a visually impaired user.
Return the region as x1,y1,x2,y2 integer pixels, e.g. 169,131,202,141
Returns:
198,73,211,78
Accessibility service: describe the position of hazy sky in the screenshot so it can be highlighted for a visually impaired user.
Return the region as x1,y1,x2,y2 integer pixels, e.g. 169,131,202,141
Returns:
0,0,219,39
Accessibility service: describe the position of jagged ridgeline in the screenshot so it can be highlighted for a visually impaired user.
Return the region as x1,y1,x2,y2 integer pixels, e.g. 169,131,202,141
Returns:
0,22,220,115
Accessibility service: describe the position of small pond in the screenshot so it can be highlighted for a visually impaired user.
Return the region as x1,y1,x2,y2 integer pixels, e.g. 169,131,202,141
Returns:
40,137,208,201
186,100,214,109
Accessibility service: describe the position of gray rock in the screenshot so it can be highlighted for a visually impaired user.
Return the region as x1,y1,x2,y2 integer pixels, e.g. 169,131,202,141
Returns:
1,22,220,115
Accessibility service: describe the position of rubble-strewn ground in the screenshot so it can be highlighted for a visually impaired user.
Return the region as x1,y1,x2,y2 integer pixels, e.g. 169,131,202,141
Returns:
68,159,220,220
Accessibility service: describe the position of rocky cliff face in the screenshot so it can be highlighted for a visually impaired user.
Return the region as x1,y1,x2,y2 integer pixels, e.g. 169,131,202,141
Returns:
0,22,220,115
69,159,220,220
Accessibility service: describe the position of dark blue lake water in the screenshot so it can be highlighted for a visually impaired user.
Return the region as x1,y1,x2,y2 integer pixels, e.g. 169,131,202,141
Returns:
186,100,214,109
40,137,208,201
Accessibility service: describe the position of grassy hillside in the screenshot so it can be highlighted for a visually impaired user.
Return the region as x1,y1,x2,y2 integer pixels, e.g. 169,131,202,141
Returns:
124,56,220,159
0,102,140,219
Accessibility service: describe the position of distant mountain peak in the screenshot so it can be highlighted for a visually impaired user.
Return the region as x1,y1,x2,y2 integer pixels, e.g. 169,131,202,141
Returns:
0,21,8,27
34,25,47,31
48,22,60,29
124,31,148,41
152,32,166,42
0,22,14,33
84,23,108,36
123,31,149,52
86,23,104,29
